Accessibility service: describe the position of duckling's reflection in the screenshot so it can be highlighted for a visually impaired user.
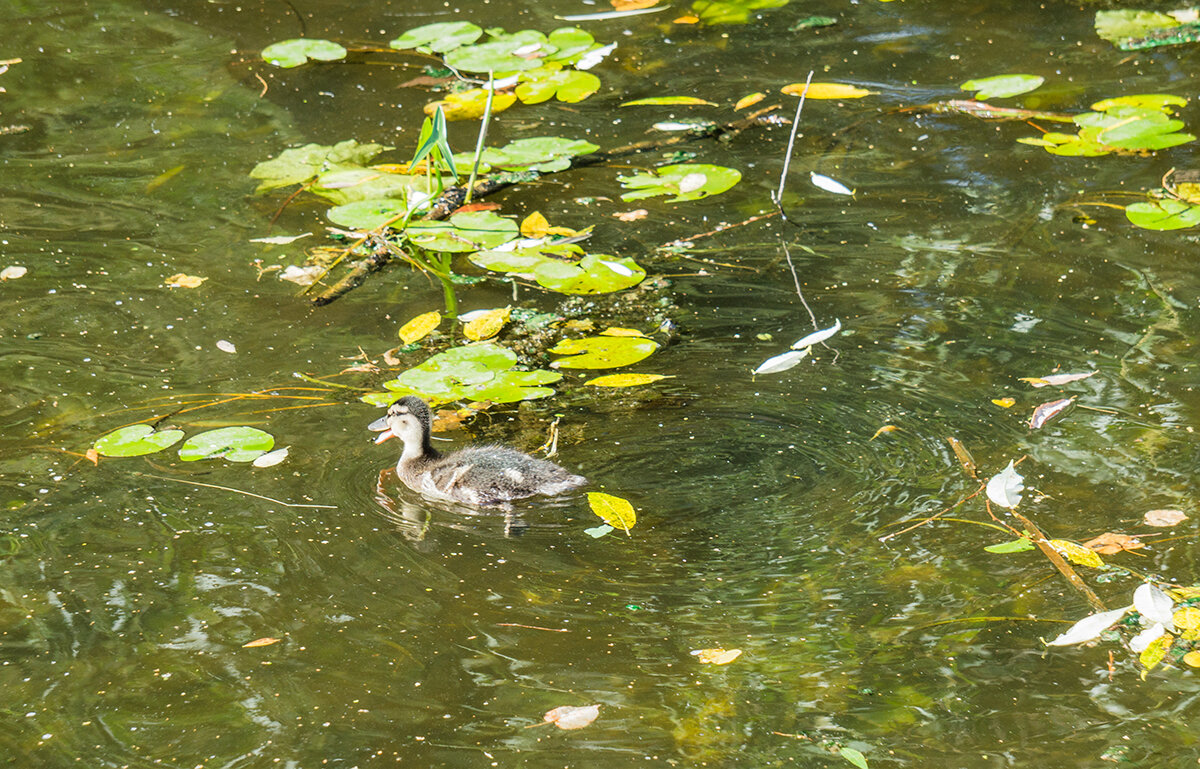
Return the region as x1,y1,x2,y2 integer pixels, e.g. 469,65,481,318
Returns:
373,468,531,547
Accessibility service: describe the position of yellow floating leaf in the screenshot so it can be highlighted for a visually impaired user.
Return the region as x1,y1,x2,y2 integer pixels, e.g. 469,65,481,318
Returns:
587,492,637,534
620,96,717,107
1139,633,1172,670
992,397,1016,408
521,211,551,238
780,82,875,99
242,637,281,648
673,14,700,23
425,89,516,121
600,327,646,337
1174,606,1200,631
1184,650,1200,667
612,0,660,9
735,92,765,111
398,311,441,344
585,373,669,388
463,306,511,342
1050,539,1105,569
869,425,898,440
693,647,742,665
164,273,207,289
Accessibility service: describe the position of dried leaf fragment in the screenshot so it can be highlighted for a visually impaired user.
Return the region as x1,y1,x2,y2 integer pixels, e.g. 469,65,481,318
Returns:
614,209,648,222
1028,396,1075,429
692,647,742,665
1018,371,1097,388
992,397,1016,408
1144,508,1187,527
542,704,600,730
85,448,100,465
1083,532,1143,554
165,273,207,289
946,437,977,478
869,425,897,440
243,637,281,648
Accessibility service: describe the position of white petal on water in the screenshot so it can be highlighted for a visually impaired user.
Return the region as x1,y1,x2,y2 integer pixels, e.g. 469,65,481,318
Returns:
217,339,237,354
810,171,855,196
1133,582,1176,630
252,447,290,468
677,173,708,194
985,460,1024,508
1129,622,1167,653
0,265,28,280
791,319,842,350
576,42,617,70
598,260,634,276
752,347,810,375
250,233,312,245
558,8,664,21
1046,606,1130,646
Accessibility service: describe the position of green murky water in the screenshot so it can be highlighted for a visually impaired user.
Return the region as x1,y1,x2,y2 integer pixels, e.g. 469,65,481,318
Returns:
4,0,1200,766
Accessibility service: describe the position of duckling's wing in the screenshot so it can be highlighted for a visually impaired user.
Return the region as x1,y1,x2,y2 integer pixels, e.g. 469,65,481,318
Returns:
426,447,585,506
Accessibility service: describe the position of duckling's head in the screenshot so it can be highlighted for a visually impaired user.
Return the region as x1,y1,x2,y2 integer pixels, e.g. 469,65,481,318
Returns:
368,396,435,456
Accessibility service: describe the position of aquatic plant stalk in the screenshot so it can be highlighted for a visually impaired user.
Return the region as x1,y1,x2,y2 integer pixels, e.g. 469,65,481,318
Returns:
464,71,496,204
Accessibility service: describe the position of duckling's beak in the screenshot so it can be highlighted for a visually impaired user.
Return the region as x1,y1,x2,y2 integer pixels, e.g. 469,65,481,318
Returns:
368,415,395,444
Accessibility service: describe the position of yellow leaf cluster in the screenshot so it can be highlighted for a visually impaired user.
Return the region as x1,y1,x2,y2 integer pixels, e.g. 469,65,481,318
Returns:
398,311,441,344
463,307,510,341
1049,540,1105,569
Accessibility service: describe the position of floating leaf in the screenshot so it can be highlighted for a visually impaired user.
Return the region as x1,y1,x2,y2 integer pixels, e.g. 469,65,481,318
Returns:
781,82,873,99
444,31,549,73
463,307,511,341
1019,371,1097,388
425,88,517,121
946,436,977,478
550,334,658,369
985,537,1034,554
1139,632,1172,670
586,373,669,387
1083,532,1143,555
1184,651,1200,668
326,197,409,229
992,397,1016,408
869,425,897,440
94,425,185,458
618,163,741,202
1095,10,1180,49
587,491,637,533
179,427,275,463
1134,582,1176,630
1092,94,1188,112
792,319,842,349
614,209,649,222
838,747,868,769
481,137,600,173
692,647,742,664
1046,606,1130,646
516,66,601,104
279,265,324,286
1144,509,1187,527
960,74,1045,100
164,273,207,289
249,140,390,192
810,172,855,196
1126,198,1200,231
398,311,442,344
242,637,282,648
735,92,765,110
535,254,646,294
406,210,519,252
1028,397,1075,429
1175,606,1200,638
252,447,290,468
1049,540,1105,569
250,233,312,245
261,38,348,68
363,343,561,405
389,21,483,53
691,0,789,25
621,96,717,106
584,524,614,538
543,704,600,730
752,347,810,375
985,461,1023,509
217,340,237,354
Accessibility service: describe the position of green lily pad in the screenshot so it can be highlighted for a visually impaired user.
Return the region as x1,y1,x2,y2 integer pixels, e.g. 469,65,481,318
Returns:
310,167,434,206
534,254,646,294
618,163,741,202
691,0,790,25
405,210,519,253
1092,94,1188,113
549,333,659,369
444,30,549,73
480,137,600,173
389,21,483,53
1095,10,1179,48
326,198,409,229
362,343,561,405
516,66,601,104
178,427,275,463
1125,198,1200,230
544,27,599,63
261,38,348,69
93,424,185,457
249,140,389,192
960,74,1044,100
471,242,584,274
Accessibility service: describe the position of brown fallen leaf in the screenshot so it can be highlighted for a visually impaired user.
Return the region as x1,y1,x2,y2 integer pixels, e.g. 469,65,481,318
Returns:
1144,508,1188,527
85,448,100,466
541,704,600,730
1083,532,1144,555
242,637,281,648
1028,396,1075,429
692,647,743,665
165,273,207,289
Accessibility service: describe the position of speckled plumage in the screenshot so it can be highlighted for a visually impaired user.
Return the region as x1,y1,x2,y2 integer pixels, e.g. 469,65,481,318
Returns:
369,396,586,508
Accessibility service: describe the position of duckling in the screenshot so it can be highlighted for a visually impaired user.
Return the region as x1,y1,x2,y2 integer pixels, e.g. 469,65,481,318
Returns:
369,396,587,508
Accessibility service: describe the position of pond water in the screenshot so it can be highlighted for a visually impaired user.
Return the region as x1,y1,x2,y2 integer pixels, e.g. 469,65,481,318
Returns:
4,0,1200,766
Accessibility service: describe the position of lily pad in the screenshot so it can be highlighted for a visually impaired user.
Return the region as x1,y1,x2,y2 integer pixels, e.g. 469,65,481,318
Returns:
363,343,561,405
249,140,390,193
516,66,601,104
93,424,185,457
389,21,483,53
544,27,600,63
405,210,519,252
1095,10,1179,48
618,163,741,202
691,0,790,25
261,38,348,68
960,74,1044,100
178,427,275,463
326,198,409,229
480,137,600,173
534,254,646,294
444,30,549,73
1126,198,1200,230
549,332,659,369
